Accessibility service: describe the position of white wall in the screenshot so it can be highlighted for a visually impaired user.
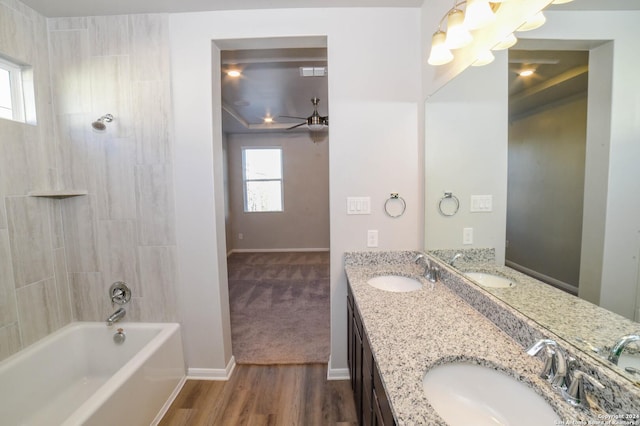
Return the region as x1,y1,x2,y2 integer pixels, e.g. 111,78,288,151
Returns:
424,52,508,264
170,8,421,374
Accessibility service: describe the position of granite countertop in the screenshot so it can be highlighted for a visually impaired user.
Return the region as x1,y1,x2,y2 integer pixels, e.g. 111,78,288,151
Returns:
429,248,640,381
344,251,592,425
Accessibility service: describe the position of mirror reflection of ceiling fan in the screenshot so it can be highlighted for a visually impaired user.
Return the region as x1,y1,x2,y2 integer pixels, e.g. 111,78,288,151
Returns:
280,97,328,131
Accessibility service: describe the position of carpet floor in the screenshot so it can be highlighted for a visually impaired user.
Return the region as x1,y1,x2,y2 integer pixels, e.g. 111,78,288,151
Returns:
227,251,330,365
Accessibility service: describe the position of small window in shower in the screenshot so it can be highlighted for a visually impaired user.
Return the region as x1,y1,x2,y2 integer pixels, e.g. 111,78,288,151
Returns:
0,55,36,124
242,147,284,213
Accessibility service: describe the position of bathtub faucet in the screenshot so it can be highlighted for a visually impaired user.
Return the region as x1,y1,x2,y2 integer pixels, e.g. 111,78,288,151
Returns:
106,307,126,326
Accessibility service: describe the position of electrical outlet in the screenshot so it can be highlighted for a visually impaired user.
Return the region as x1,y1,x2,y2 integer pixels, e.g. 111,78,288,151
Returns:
463,228,473,245
367,230,379,247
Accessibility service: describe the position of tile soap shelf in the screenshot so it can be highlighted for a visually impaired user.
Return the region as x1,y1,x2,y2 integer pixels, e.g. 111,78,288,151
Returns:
28,190,88,199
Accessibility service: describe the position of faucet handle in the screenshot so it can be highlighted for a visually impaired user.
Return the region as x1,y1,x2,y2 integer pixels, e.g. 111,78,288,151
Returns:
526,339,559,380
563,369,605,407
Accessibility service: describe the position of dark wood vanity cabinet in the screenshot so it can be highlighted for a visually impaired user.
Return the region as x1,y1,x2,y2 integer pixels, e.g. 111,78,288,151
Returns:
347,284,396,426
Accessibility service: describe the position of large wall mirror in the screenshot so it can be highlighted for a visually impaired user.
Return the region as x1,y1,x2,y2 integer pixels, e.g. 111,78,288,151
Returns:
424,4,640,383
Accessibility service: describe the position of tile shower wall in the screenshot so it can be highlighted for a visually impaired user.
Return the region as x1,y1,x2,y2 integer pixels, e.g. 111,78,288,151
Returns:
47,14,178,323
0,0,179,362
0,0,67,360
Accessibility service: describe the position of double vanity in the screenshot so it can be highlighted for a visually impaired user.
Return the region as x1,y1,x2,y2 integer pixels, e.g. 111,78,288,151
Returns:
345,251,640,425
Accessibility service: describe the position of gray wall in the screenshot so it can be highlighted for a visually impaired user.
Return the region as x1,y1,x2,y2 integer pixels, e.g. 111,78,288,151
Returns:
0,0,69,359
506,96,587,289
227,132,329,251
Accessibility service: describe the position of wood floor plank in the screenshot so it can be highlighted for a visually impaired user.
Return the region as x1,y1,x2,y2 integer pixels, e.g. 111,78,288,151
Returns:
159,364,357,426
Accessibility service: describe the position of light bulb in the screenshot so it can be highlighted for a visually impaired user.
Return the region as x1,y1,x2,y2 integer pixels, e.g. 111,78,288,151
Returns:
472,50,495,67
464,0,495,30
428,31,454,66
445,9,473,49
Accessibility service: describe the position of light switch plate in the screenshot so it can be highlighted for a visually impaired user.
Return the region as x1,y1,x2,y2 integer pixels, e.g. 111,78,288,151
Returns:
347,197,371,215
470,195,493,212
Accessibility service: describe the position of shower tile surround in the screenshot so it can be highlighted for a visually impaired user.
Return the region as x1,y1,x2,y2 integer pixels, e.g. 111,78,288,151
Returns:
0,0,177,361
344,251,640,424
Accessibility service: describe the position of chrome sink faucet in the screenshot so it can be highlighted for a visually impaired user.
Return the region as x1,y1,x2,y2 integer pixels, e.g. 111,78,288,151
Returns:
527,339,605,409
526,339,568,387
608,334,640,364
414,254,439,283
449,252,463,266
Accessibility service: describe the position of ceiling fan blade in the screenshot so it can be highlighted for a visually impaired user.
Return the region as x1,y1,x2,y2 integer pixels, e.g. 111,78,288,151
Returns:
286,122,307,130
279,115,307,120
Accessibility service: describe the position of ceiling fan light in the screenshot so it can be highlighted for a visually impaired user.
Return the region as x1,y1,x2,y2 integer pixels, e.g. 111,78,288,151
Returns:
517,11,546,32
472,50,495,67
492,33,517,50
464,0,495,30
428,31,454,66
308,123,324,131
445,9,473,49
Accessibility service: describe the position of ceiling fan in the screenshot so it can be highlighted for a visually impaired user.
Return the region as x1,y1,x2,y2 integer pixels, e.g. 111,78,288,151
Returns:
280,97,328,131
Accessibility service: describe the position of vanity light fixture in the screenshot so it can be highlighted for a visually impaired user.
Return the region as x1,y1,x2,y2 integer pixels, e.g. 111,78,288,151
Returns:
428,30,455,65
517,11,546,32
428,0,496,66
427,1,556,67
464,0,496,30
492,32,518,50
445,8,473,49
472,50,495,66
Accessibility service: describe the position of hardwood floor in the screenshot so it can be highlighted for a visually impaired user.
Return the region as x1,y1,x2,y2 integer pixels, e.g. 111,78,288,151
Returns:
159,364,357,426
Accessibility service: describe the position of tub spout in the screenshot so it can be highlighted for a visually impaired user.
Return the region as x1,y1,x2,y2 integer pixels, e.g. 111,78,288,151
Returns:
106,307,126,326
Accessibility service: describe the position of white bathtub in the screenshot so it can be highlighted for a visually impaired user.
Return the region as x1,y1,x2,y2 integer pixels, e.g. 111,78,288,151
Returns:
0,322,185,426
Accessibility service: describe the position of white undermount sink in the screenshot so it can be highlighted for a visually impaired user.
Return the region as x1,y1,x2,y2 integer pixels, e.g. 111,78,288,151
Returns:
423,362,560,426
367,275,422,292
465,272,515,288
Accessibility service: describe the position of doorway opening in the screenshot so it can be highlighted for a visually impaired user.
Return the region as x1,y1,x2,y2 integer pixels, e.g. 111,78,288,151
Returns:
216,37,331,364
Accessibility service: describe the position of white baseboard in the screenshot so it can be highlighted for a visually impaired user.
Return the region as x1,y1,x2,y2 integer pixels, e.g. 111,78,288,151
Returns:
327,367,350,381
327,357,350,380
228,248,329,255
187,356,236,380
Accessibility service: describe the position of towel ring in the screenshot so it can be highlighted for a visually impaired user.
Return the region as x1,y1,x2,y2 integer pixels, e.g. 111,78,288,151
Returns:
384,193,406,218
438,192,459,217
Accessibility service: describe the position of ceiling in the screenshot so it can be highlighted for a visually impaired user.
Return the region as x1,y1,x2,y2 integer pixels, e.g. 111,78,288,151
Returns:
220,47,328,135
20,0,640,17
508,47,590,120
20,0,422,18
